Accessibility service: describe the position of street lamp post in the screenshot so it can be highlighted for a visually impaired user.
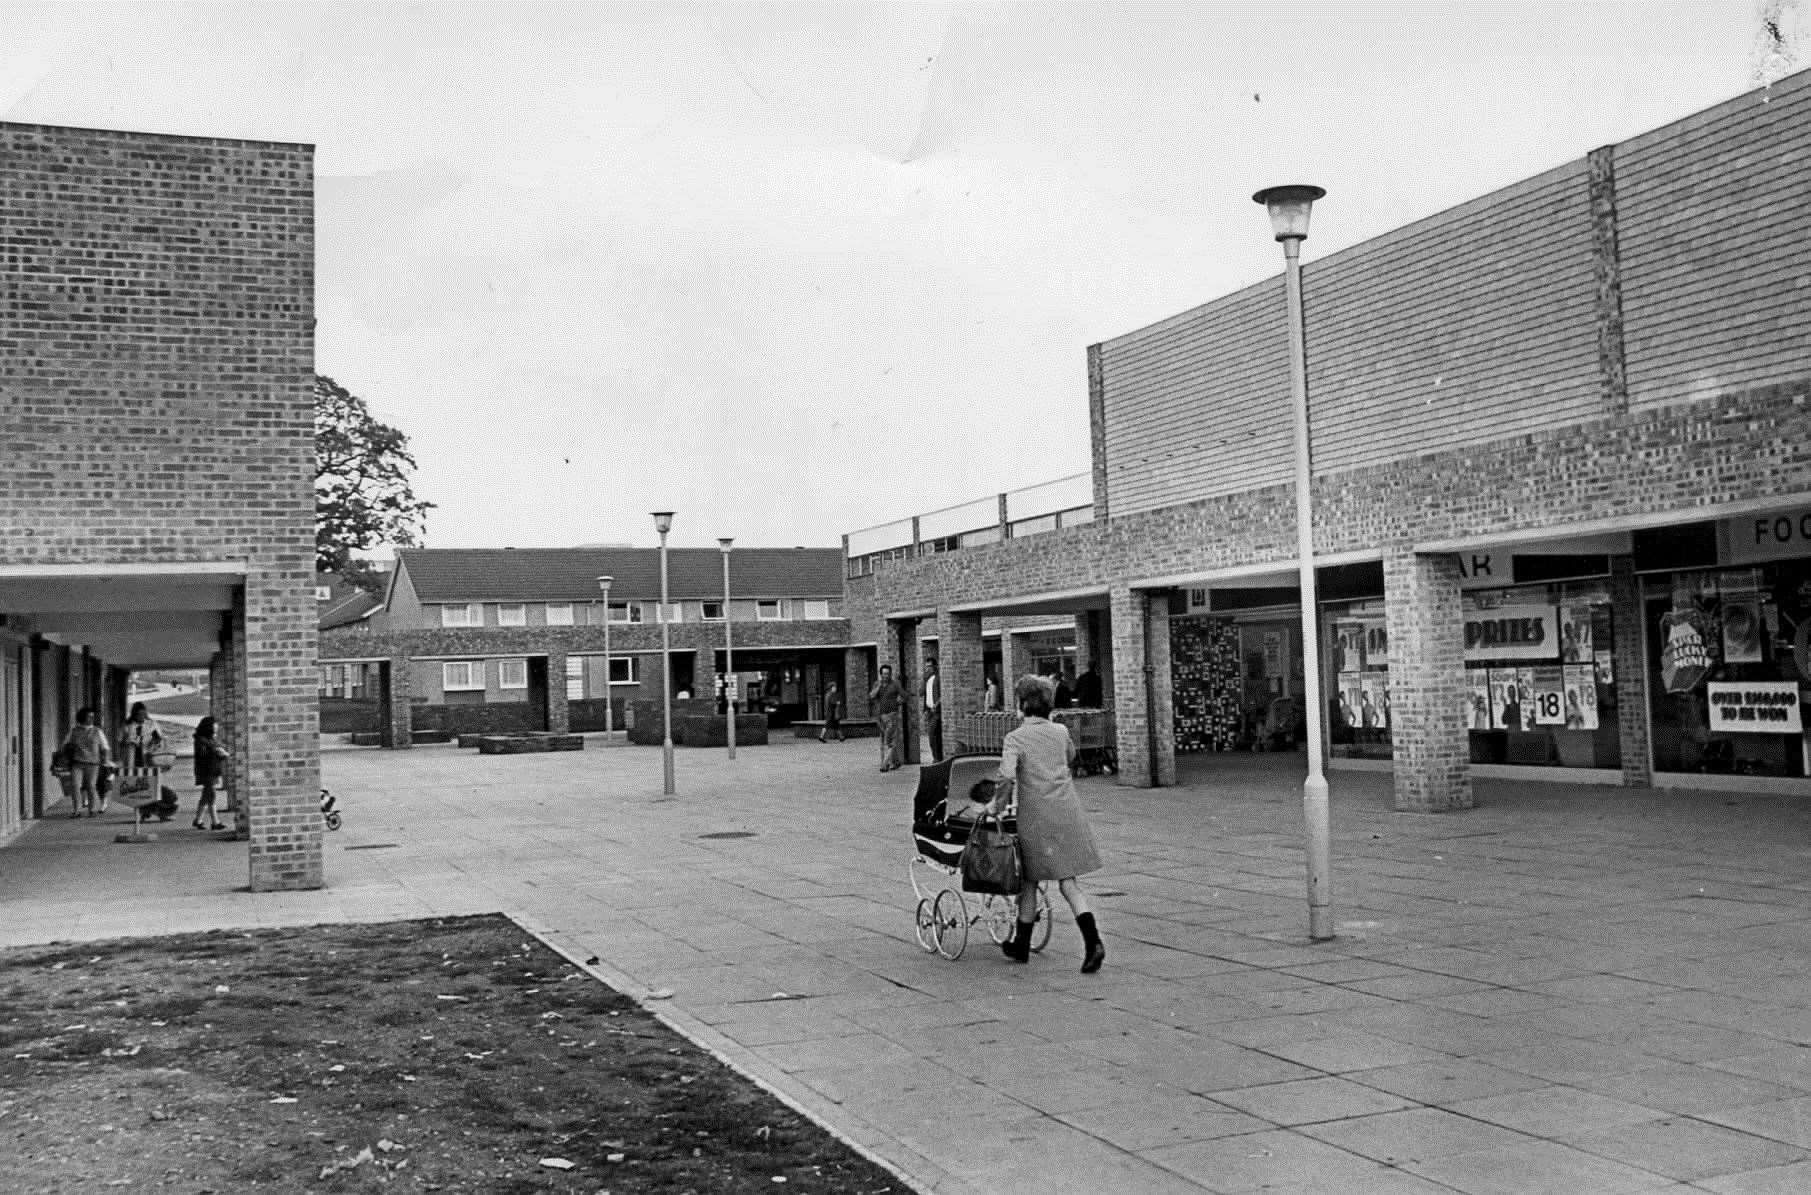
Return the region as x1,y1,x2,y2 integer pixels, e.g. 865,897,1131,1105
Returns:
1253,183,1334,943
652,512,676,796
718,537,736,760
595,575,613,739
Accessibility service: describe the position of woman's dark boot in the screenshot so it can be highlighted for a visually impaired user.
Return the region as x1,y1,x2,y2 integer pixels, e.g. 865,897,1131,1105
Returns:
1001,918,1035,963
1078,913,1105,973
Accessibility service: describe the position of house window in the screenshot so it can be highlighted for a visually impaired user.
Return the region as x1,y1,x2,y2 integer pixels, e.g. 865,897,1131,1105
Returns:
498,659,528,689
545,603,574,626
801,600,830,620
657,603,682,624
440,603,480,628
608,657,640,685
498,604,526,627
565,656,584,700
608,603,642,624
702,601,725,621
315,585,332,600
757,600,783,620
443,661,484,691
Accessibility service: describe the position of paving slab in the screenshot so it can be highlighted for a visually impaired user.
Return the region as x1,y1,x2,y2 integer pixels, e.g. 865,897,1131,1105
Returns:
12,740,1811,1192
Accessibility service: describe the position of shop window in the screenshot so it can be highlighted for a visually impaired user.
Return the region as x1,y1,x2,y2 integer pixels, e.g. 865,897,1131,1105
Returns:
1327,601,1393,760
1647,564,1811,778
498,604,526,627
498,659,528,689
440,603,480,628
545,603,573,626
443,661,484,691
1459,581,1618,770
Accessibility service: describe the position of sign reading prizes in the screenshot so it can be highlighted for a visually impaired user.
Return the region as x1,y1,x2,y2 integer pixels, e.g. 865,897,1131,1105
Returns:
1706,682,1804,734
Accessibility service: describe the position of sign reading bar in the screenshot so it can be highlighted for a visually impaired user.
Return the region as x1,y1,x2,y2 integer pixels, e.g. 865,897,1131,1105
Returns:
1706,682,1804,734
1462,604,1558,662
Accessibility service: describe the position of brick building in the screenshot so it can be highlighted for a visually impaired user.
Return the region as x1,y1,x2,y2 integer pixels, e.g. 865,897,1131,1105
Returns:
0,122,321,886
844,70,1811,808
317,546,857,743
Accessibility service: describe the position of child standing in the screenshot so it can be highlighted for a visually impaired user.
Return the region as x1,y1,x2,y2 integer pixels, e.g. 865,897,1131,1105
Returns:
192,716,228,831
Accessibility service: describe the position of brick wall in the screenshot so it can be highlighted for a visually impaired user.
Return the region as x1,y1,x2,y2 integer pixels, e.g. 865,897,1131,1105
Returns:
0,122,318,889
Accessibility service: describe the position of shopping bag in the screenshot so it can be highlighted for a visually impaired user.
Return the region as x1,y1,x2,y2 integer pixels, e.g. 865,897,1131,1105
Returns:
959,813,1023,895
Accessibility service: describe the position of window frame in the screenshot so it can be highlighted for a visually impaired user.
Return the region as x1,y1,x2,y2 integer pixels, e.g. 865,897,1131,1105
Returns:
497,658,528,690
801,599,831,620
440,603,481,628
545,603,574,626
442,660,485,691
756,599,784,621
497,603,527,627
701,600,726,622
607,657,640,685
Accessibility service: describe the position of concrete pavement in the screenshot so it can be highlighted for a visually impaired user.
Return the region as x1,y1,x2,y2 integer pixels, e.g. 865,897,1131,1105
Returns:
8,735,1811,1192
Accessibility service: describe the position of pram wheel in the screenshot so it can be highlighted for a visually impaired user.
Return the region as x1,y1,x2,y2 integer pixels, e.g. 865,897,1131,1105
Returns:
931,889,968,960
914,898,937,953
324,810,342,831
985,894,1016,944
1029,887,1053,953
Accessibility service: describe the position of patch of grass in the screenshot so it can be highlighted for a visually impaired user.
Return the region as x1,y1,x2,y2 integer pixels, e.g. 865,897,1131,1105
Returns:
0,915,903,1192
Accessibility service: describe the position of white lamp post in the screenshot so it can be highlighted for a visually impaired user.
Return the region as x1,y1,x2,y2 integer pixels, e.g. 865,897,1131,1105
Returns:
651,512,676,795
719,537,736,760
595,575,613,739
1253,183,1334,943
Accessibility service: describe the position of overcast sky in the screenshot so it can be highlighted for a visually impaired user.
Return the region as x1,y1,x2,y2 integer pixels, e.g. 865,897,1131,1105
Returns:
3,2,1799,551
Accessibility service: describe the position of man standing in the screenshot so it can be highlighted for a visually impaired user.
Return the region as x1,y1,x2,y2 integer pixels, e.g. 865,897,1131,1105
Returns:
923,658,943,762
1073,665,1102,709
869,664,905,772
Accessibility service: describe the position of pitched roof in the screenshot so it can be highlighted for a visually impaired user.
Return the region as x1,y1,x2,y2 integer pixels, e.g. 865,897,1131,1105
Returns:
393,547,845,604
316,574,383,630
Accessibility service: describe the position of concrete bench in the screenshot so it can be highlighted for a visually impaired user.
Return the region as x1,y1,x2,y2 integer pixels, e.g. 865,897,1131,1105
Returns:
475,733,584,755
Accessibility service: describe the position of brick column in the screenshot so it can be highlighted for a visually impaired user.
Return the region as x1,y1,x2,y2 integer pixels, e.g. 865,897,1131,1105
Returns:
385,649,413,749
1384,550,1472,811
846,648,873,719
222,598,247,836
938,608,985,722
546,648,570,735
1005,630,1034,688
1073,613,1094,673
895,619,922,766
244,567,323,891
1109,586,1175,787
1610,555,1651,787
1094,609,1117,708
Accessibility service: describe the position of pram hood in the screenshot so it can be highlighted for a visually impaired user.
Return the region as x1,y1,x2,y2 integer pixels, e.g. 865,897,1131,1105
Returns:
913,753,1009,868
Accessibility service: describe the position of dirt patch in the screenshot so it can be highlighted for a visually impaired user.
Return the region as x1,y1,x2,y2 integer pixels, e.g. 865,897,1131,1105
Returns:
0,915,904,1192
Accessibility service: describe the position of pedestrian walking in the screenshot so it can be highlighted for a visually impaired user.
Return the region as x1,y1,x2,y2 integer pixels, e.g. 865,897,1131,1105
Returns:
869,664,905,771
59,707,111,817
988,674,1107,973
192,716,228,831
819,681,845,743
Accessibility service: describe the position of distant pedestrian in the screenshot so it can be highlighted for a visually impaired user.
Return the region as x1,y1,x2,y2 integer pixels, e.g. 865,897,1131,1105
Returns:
59,707,111,817
819,682,845,743
984,676,1000,712
192,716,228,831
118,701,165,769
923,659,943,762
987,675,1106,973
869,664,905,772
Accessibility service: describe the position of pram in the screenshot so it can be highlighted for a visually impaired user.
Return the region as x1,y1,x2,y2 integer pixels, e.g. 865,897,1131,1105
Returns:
910,754,1050,960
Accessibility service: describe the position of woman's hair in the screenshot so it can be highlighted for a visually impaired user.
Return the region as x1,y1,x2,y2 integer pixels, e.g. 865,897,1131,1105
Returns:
1015,674,1054,718
128,702,147,720
75,706,96,724
196,716,216,739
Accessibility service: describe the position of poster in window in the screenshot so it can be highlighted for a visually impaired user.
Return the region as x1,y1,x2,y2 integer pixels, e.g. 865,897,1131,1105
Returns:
1593,649,1614,688
1334,623,1365,674
1364,621,1390,667
1532,664,1567,726
1337,673,1362,731
1707,681,1803,734
1262,630,1284,679
1722,597,1764,664
1359,674,1388,730
1488,669,1518,731
1561,606,1595,663
1516,667,1537,731
1563,664,1598,730
1467,668,1492,729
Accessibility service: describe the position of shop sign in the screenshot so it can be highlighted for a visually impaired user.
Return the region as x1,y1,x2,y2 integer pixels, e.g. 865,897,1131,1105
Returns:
1456,553,1504,590
1706,681,1804,734
1185,587,1210,615
1723,510,1811,564
1462,604,1557,662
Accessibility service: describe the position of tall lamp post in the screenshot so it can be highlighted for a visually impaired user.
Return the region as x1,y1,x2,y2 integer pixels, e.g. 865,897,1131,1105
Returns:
595,575,613,739
1253,183,1334,943
652,512,677,796
718,537,736,760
